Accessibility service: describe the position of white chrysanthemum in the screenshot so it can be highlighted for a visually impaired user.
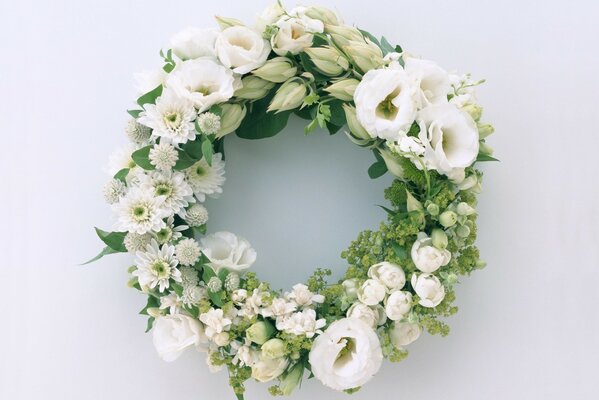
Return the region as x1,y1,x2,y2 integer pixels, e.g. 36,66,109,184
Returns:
138,88,197,145
107,143,137,176
179,266,199,286
102,179,127,204
197,112,221,135
149,142,178,171
185,153,226,202
153,216,188,244
185,203,209,226
140,170,194,216
125,119,152,144
133,240,181,292
124,232,152,253
181,285,206,306
114,189,167,234
175,238,201,266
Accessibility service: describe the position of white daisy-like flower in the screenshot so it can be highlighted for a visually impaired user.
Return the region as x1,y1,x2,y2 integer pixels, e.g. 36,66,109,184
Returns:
133,240,181,292
184,203,209,226
175,238,201,266
124,232,152,253
114,189,167,234
149,142,179,171
197,112,221,135
139,170,194,216
181,285,206,306
179,266,200,286
102,179,127,204
125,119,152,144
107,143,137,176
153,216,188,244
185,152,226,201
138,88,197,145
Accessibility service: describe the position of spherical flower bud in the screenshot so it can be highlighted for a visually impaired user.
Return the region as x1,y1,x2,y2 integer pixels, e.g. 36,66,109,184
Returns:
231,288,248,304
342,104,370,140
235,75,275,100
439,210,458,228
267,80,307,113
207,276,223,292
213,331,230,347
357,279,386,306
346,302,378,328
175,238,201,266
251,355,289,383
216,103,247,138
390,322,421,347
196,112,221,135
304,6,341,25
445,273,458,285
185,203,209,227
246,321,276,345
431,228,448,249
384,291,413,321
426,203,440,216
462,103,483,121
477,123,495,139
326,78,359,102
252,57,298,83
325,25,363,48
224,272,240,292
456,224,471,238
411,233,451,273
343,39,384,73
367,262,406,291
304,46,349,76
261,338,286,359
411,273,445,308
456,202,476,216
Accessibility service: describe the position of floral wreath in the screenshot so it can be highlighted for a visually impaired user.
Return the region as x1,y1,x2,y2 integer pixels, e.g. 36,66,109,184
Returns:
87,2,496,398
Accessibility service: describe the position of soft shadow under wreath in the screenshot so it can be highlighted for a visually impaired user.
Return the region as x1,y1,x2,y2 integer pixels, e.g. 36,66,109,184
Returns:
86,2,496,398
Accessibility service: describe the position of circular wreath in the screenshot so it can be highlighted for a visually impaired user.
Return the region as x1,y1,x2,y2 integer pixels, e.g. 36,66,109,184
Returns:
87,2,496,398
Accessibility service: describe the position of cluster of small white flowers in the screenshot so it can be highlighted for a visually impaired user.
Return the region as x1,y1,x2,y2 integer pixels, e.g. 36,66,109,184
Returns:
102,179,127,204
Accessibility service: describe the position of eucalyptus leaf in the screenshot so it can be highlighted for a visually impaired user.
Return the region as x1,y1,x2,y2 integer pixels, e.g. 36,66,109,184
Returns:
113,168,129,183
145,317,155,333
94,227,127,252
209,290,224,307
80,246,119,265
380,36,395,55
236,93,292,139
131,145,155,170
136,84,163,107
368,160,388,179
174,149,197,170
202,138,213,166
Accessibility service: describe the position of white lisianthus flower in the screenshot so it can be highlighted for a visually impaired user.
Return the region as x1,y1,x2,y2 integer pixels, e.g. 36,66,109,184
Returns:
261,297,297,318
411,232,451,273
390,322,422,347
411,273,445,308
216,26,271,74
354,66,418,141
367,262,406,291
114,189,167,234
152,314,208,362
417,103,480,178
170,27,218,60
346,302,379,328
309,318,383,391
288,6,326,32
271,14,324,56
139,170,195,217
134,68,167,95
384,291,412,321
138,88,197,145
251,355,289,383
357,279,386,306
166,59,241,112
185,152,226,202
404,57,451,106
200,231,257,273
276,309,326,338
107,143,137,176
133,240,181,293
199,308,232,339
286,283,325,307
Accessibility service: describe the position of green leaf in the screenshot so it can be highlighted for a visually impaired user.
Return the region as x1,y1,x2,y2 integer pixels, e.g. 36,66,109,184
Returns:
217,268,230,282
368,160,388,179
326,123,343,135
380,36,395,55
127,109,143,118
113,168,129,183
145,317,155,333
202,266,216,283
80,246,119,265
209,104,223,117
304,119,319,134
236,93,293,140
183,138,203,159
378,205,396,216
201,138,213,166
94,228,127,252
327,100,346,127
391,242,407,260
193,225,207,236
476,153,500,162
136,84,163,107
139,296,160,315
358,28,381,47
131,145,155,170
209,290,224,307
174,149,197,170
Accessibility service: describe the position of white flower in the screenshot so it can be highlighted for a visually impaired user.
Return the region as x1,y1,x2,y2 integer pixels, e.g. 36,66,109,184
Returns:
354,66,418,141
167,58,241,112
346,302,378,328
133,240,181,292
102,179,127,204
271,14,324,56
286,283,325,308
417,103,480,178
139,170,194,216
384,291,412,321
114,189,167,234
276,309,326,338
179,265,199,286
107,144,137,176
411,273,445,308
357,279,386,306
181,285,206,306
196,112,221,135
390,322,422,347
159,292,182,315
216,26,270,74
199,308,232,339
411,232,451,273
123,232,152,253
134,68,166,94
239,289,265,318
149,142,178,171
170,27,218,60
152,314,207,362
251,355,289,383
125,119,152,144
261,297,297,318
342,279,359,300
396,136,425,155
184,203,209,226
255,2,285,34
231,289,248,305
175,238,201,266
224,273,240,291
288,6,326,33
367,262,406,291
138,88,196,145
404,57,451,106
185,153,226,202
154,215,187,244
232,342,258,367
200,231,256,273
309,318,383,391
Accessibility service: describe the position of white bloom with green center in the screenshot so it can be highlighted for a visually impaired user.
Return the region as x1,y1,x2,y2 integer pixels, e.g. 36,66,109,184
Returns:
124,232,152,253
196,112,221,135
175,238,201,266
184,203,209,227
138,88,197,145
153,216,188,244
149,142,178,171
185,152,226,202
125,118,152,144
102,179,127,204
114,189,167,234
140,170,194,216
133,239,181,292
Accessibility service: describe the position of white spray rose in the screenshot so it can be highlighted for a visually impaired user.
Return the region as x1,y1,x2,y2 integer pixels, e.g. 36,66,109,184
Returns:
134,68,167,95
368,262,406,291
251,355,289,382
357,279,386,306
390,322,422,347
384,291,412,321
309,318,383,391
404,57,451,106
200,231,257,273
215,26,271,74
411,232,451,273
354,66,418,141
346,302,378,328
286,283,325,307
170,27,218,60
152,314,207,362
411,273,446,308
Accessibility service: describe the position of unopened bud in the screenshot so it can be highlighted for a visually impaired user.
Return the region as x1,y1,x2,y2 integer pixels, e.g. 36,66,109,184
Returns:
342,104,370,140
439,211,458,228
326,78,359,101
379,149,404,178
252,57,298,83
267,80,307,113
216,103,246,138
326,25,363,48
246,321,275,345
261,338,286,359
431,228,448,249
235,76,275,100
456,224,471,238
456,202,476,216
462,104,483,121
305,6,341,25
215,16,244,30
343,39,384,73
304,46,349,76
426,203,440,216
477,123,495,139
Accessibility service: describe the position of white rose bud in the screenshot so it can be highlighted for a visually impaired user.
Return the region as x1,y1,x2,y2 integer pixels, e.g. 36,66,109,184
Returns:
152,315,208,362
342,104,370,141
326,78,359,102
216,103,247,138
346,302,378,328
251,355,289,382
231,288,248,305
267,80,307,113
343,39,384,73
252,57,298,83
411,233,451,273
215,26,271,74
357,279,386,306
235,75,275,100
367,262,406,291
427,203,440,216
431,228,448,249
246,321,275,345
390,322,422,347
411,273,446,308
304,46,349,76
439,210,458,228
342,278,359,300
384,291,412,321
261,338,286,359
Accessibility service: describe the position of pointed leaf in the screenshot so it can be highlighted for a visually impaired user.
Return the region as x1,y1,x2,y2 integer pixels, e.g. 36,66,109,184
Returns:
137,85,163,107
131,145,155,170
80,246,119,265
94,228,127,252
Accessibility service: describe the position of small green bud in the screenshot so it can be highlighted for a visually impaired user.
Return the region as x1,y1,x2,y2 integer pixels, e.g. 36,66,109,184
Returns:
431,228,448,249
304,46,349,76
427,203,440,216
439,211,458,228
478,123,495,139
268,80,307,113
252,57,298,83
246,320,275,345
456,224,471,238
462,104,483,121
261,338,286,359
342,103,370,140
216,103,247,138
343,39,384,73
445,273,458,285
476,260,487,269
235,76,275,100
325,78,359,101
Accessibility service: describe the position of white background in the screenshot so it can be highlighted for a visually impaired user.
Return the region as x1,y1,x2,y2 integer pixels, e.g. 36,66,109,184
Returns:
2,0,599,399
